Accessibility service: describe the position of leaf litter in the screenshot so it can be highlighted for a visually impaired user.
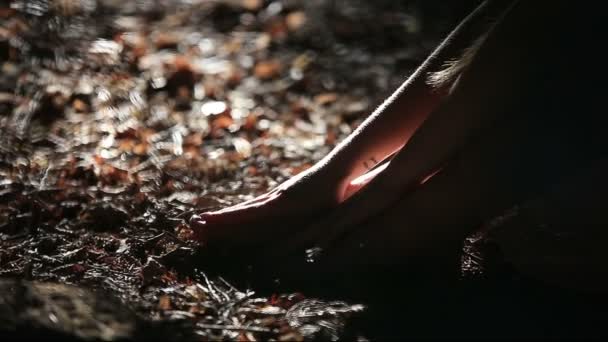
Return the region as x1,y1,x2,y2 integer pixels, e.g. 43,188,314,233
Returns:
0,0,477,340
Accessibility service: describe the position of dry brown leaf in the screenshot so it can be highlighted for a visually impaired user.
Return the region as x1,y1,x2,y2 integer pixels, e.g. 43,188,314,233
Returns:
132,143,148,156
154,32,179,50
72,98,89,113
184,132,204,146
254,60,283,80
158,294,172,311
243,113,258,131
265,19,288,41
286,11,307,31
278,332,304,342
241,0,263,11
314,92,338,106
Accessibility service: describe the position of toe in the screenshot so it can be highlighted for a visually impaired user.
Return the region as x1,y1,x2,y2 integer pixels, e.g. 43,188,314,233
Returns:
193,195,292,245
189,214,207,242
201,193,281,226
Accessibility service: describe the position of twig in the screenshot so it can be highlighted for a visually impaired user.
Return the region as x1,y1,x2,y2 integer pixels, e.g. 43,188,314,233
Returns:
200,271,222,303
196,323,271,333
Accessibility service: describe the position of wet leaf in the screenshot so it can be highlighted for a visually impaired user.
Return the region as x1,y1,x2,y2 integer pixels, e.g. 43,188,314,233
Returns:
80,202,129,232
141,257,167,285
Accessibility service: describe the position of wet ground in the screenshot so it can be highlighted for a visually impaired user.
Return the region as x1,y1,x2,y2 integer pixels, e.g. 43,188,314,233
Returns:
2,0,606,340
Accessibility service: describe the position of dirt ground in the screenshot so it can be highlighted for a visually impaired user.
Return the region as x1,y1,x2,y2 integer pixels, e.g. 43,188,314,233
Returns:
2,0,606,340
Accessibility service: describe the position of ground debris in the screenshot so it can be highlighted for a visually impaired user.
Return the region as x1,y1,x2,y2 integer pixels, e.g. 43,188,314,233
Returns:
0,0,474,340
0,278,139,340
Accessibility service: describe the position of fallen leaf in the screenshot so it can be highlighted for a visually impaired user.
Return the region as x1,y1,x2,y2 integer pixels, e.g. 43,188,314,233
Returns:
241,0,263,11
314,93,338,106
158,294,172,311
254,60,283,80
286,11,307,32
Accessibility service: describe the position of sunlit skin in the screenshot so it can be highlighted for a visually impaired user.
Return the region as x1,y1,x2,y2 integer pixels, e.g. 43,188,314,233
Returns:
191,0,507,244
191,0,607,285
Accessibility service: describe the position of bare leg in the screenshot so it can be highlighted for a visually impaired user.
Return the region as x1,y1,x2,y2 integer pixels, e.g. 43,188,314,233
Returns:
191,0,513,246
196,1,608,296
281,79,607,284
244,0,606,269
274,0,574,254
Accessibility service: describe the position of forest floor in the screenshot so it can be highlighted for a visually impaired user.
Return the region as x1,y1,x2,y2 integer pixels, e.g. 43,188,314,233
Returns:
2,0,604,340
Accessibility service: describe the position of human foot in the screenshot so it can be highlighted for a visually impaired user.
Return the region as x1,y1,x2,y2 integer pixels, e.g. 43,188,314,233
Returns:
189,162,350,248
241,170,467,292
190,114,411,249
190,142,402,252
